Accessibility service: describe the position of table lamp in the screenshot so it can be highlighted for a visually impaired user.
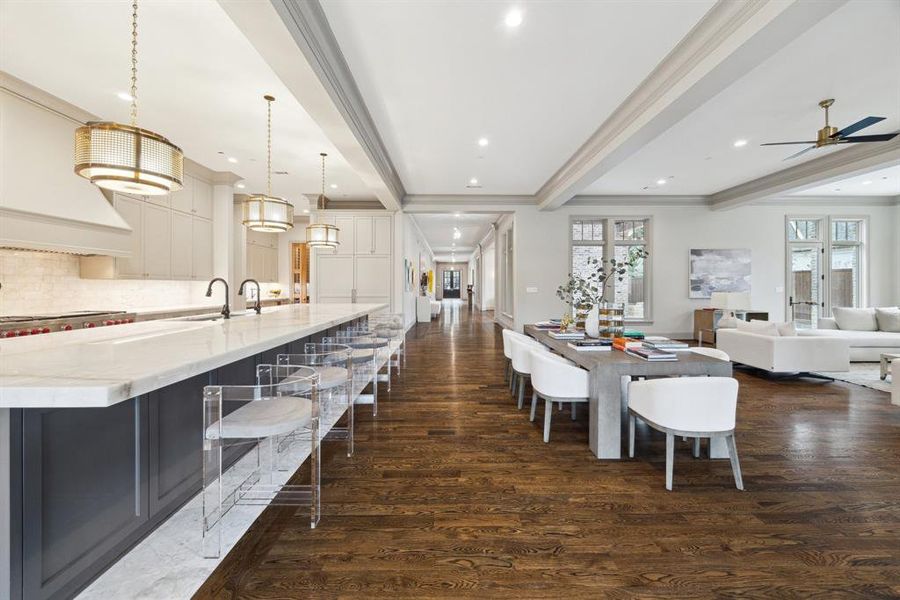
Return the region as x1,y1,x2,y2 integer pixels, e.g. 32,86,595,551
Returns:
711,292,750,328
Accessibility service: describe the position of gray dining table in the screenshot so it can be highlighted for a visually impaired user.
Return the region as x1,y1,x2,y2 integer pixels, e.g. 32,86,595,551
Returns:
525,325,733,459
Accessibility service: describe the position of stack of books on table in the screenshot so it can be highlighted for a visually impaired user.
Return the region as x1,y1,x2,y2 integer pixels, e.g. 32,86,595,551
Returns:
567,339,612,352
623,330,646,340
625,347,678,361
548,330,585,340
642,336,690,351
612,337,645,352
534,319,562,329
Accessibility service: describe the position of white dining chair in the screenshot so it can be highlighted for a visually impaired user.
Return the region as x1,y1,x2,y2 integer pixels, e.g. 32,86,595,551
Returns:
508,334,547,409
529,348,589,443
690,347,730,361
501,328,515,391
627,377,743,491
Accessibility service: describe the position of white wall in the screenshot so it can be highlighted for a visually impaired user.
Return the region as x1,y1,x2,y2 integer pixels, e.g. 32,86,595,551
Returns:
509,201,899,336
434,261,468,300
398,214,434,328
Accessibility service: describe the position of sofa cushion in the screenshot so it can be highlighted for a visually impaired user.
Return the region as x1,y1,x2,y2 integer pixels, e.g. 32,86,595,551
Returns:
776,321,797,337
875,307,900,332
832,307,877,332
798,328,900,347
737,319,778,336
747,319,796,336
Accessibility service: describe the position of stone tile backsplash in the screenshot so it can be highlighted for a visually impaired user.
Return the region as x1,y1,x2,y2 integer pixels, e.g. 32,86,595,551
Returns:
0,249,218,315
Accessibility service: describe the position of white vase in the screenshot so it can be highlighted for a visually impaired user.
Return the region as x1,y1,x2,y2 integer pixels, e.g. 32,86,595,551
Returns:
585,305,600,338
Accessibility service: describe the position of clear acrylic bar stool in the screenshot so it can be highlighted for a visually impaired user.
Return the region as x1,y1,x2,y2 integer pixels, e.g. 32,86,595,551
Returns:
365,313,405,373
202,365,319,558
324,332,389,415
277,343,355,457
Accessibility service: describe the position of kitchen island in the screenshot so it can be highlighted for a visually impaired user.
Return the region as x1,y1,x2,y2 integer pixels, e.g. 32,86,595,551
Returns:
0,303,386,600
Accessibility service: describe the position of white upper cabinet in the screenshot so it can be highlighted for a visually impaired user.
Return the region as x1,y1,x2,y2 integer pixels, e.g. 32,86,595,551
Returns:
170,175,193,215
245,230,278,282
192,178,214,220
171,212,193,280
191,217,213,280
142,203,172,279
335,216,355,255
372,216,392,255
355,216,373,253
114,195,144,278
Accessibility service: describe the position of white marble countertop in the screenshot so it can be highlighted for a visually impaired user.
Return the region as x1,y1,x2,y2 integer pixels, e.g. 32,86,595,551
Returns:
0,303,385,409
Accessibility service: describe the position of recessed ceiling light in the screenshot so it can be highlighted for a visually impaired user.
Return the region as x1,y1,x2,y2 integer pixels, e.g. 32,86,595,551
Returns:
861,180,872,185
504,8,523,28
469,177,478,185
454,212,461,217
733,139,748,148
227,157,238,164
478,137,489,147
117,91,133,102
303,209,310,214
330,183,338,189
656,179,667,186
235,183,246,189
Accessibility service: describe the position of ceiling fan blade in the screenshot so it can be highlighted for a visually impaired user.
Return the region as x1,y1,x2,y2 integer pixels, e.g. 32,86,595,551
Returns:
783,146,816,161
838,132,898,143
760,141,817,146
832,116,885,138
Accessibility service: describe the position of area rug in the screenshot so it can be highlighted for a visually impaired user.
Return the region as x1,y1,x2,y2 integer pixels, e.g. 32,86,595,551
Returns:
814,363,892,393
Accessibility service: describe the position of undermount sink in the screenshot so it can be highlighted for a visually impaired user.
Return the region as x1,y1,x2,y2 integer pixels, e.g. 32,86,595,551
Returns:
174,310,258,323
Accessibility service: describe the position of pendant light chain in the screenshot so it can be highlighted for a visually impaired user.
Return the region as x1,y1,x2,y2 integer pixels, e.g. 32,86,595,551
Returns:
266,96,273,196
129,0,138,126
321,153,326,198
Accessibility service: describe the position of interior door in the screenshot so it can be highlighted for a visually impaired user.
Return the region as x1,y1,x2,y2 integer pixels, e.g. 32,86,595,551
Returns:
442,270,461,299
788,243,822,328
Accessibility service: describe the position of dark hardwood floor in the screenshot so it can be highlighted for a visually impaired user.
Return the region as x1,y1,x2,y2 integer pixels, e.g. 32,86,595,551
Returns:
195,302,900,599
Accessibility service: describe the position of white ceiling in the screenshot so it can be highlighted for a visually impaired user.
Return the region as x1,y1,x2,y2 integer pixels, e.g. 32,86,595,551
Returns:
582,0,900,197
322,0,714,196
412,213,500,263
0,0,376,205
791,164,900,197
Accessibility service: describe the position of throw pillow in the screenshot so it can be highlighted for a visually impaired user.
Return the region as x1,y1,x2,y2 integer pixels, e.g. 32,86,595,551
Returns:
737,319,778,336
832,307,878,332
776,321,797,337
875,307,900,332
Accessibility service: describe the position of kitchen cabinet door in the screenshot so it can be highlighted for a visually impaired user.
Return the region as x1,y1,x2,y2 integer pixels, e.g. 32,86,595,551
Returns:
334,215,355,255
171,212,193,280
114,194,144,278
265,246,279,282
355,216,373,254
355,255,391,298
316,255,354,300
192,178,214,220
170,175,193,214
372,215,392,255
143,203,172,279
191,217,213,280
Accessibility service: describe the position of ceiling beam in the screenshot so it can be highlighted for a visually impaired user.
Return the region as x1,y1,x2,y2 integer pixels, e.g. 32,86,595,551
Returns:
218,0,404,211
535,0,846,211
710,137,900,210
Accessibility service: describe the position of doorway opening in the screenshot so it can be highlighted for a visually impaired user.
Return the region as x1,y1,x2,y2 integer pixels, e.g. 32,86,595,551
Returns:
442,269,461,298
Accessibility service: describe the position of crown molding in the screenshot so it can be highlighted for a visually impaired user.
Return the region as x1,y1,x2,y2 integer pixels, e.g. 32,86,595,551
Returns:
270,0,405,209
535,0,845,211
568,195,709,207
757,195,900,207
710,138,900,210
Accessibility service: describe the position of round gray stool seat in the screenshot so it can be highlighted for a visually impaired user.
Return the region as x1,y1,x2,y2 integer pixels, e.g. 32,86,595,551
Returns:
205,397,312,440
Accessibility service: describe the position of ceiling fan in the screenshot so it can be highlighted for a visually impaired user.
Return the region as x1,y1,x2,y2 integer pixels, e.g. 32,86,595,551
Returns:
761,99,898,160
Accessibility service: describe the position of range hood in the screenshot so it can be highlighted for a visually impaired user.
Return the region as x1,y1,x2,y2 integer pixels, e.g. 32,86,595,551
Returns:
0,75,132,256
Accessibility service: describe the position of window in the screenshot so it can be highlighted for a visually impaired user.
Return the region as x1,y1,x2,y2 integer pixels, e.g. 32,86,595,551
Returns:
786,216,866,327
830,219,862,310
570,217,651,321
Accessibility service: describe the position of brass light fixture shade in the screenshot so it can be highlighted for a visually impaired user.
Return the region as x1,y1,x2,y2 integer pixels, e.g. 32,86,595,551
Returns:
242,194,294,233
74,0,183,195
242,95,294,232
74,122,183,195
305,152,340,249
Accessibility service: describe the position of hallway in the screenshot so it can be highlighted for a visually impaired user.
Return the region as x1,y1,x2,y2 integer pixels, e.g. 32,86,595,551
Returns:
196,307,899,599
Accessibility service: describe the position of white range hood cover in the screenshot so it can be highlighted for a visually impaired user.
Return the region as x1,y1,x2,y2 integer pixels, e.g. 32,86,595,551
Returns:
0,77,132,256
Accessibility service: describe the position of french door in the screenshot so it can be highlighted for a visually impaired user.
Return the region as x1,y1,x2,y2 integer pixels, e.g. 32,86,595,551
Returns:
442,270,461,299
788,243,822,328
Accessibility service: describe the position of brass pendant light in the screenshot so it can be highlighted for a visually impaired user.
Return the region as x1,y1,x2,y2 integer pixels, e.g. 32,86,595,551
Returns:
306,153,340,248
74,0,183,195
241,95,294,232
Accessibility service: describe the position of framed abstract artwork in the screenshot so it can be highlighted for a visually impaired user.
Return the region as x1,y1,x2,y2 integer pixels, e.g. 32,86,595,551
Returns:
689,249,751,299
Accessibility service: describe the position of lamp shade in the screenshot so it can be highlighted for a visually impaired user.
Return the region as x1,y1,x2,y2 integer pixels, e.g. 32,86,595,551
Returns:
242,194,294,232
710,292,750,310
306,223,340,248
74,122,183,195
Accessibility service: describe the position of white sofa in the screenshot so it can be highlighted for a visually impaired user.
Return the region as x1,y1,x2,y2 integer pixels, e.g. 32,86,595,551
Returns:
717,328,849,374
798,314,900,362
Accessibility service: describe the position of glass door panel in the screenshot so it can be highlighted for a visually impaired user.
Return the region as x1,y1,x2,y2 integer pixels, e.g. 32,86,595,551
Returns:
789,244,821,328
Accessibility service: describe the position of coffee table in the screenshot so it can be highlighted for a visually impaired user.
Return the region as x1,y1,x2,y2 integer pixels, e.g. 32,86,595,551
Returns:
880,353,899,381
